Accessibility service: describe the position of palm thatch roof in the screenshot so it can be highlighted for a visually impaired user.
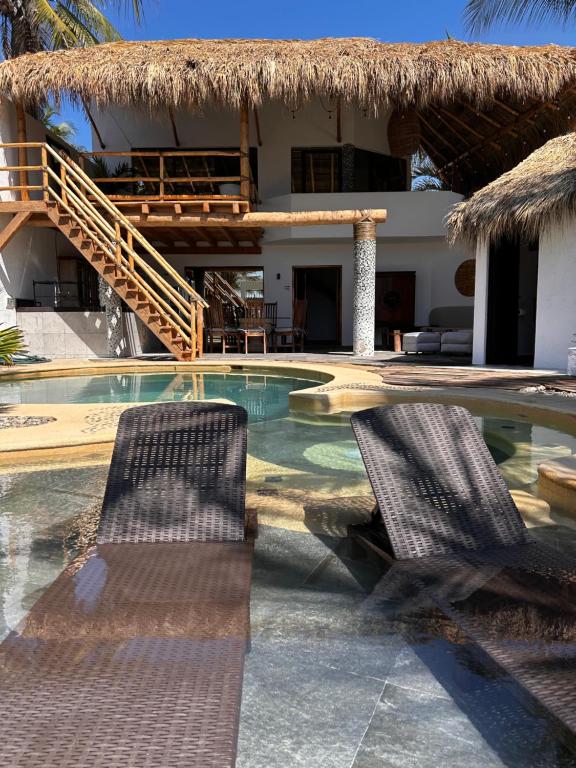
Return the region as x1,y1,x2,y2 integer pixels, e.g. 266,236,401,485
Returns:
2,38,576,194
446,133,576,246
0,38,574,112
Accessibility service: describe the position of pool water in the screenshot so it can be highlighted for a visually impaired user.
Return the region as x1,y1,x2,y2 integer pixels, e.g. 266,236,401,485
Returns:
0,371,319,422
2,372,576,765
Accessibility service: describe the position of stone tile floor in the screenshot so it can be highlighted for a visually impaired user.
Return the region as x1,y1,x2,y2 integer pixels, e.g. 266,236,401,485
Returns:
238,526,576,768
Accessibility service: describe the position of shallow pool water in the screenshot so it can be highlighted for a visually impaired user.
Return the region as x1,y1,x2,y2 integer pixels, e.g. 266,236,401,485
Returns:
0,371,319,422
2,373,576,765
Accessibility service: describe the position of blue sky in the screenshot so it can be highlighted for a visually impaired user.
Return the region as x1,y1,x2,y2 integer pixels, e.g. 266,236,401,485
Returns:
60,0,575,147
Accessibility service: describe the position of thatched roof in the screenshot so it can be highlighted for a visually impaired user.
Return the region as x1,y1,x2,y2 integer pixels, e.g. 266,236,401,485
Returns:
446,133,576,246
2,38,576,194
0,38,575,112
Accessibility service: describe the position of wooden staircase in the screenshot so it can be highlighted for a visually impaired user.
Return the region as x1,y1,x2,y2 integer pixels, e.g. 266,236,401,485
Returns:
40,144,207,361
204,270,246,310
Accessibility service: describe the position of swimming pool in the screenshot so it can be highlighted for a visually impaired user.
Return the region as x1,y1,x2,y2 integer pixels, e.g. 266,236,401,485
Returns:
1,371,576,765
0,371,320,422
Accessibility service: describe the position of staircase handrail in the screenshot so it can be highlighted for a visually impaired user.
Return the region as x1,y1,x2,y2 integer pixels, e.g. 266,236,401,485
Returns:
42,143,208,309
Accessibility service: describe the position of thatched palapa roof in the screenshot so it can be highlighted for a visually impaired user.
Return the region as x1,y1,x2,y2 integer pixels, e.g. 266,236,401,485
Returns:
2,38,576,194
0,38,575,112
446,133,576,246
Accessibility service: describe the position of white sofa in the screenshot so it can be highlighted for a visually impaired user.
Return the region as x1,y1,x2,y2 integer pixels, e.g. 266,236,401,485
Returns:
402,306,473,356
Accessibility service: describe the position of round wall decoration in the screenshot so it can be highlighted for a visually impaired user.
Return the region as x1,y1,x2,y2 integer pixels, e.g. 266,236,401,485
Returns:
455,259,476,297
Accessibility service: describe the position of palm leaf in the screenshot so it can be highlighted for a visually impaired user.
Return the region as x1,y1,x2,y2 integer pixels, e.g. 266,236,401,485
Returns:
465,0,576,32
0,325,26,366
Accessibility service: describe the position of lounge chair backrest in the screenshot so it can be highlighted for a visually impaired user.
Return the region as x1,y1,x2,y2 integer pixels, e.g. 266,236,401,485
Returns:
351,403,527,559
98,402,248,544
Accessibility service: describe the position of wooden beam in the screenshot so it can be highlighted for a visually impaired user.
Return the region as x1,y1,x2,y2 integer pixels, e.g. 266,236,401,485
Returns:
240,102,250,200
439,96,573,172
0,211,32,250
168,108,181,147
125,208,387,228
82,98,106,149
15,103,29,201
336,98,342,144
137,246,262,255
254,108,263,147
0,201,46,213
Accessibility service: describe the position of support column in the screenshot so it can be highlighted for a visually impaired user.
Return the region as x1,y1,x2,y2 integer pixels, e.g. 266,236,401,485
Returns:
98,277,128,358
15,102,29,201
353,219,376,357
239,102,251,201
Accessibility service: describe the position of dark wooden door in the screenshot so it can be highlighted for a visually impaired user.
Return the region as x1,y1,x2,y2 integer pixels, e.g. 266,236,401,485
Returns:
375,271,415,329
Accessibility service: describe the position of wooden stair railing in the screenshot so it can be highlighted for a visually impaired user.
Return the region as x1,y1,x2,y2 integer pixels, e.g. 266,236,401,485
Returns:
204,271,246,310
36,144,208,360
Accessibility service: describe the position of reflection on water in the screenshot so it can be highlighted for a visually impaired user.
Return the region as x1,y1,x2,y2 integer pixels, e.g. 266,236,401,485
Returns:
0,372,318,422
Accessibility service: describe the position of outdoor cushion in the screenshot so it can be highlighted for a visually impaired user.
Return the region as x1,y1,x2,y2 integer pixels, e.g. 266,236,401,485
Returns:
441,329,473,354
402,331,441,354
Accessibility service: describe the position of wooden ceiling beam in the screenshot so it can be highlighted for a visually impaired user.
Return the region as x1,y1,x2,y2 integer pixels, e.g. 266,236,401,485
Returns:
438,106,500,148
418,114,458,156
438,96,572,172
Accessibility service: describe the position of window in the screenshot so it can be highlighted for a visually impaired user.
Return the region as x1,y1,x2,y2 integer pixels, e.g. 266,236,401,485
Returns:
291,148,341,193
291,146,408,193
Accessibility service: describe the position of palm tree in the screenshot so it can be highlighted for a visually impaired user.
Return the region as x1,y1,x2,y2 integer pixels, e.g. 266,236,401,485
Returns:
411,152,448,191
0,1,144,59
465,0,576,32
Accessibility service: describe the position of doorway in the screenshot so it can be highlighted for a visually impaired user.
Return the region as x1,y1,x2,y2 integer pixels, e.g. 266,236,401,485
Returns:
293,266,341,346
486,239,538,366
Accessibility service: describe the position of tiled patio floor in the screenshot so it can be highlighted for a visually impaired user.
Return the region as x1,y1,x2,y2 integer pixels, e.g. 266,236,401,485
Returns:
239,525,576,768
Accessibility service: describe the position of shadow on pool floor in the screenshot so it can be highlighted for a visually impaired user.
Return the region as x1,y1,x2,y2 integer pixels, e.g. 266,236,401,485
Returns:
237,526,576,768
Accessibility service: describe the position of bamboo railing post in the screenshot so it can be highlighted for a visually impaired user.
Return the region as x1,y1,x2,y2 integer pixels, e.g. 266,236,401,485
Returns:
240,102,250,201
197,305,204,357
41,145,49,202
190,302,197,360
114,221,122,273
127,229,134,271
15,103,29,201
159,154,165,200
60,164,68,206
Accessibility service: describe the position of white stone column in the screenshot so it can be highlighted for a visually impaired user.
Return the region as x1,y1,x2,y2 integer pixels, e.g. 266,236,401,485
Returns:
353,219,376,357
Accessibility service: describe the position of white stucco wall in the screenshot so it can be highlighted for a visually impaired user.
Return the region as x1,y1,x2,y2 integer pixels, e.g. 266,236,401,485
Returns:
472,239,489,365
167,237,471,346
533,220,576,371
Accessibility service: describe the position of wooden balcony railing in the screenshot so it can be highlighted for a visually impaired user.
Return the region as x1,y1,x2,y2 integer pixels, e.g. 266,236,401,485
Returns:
79,149,258,203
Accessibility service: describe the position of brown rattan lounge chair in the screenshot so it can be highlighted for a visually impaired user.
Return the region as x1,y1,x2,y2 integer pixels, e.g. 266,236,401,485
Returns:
350,402,529,560
0,402,253,768
351,403,576,738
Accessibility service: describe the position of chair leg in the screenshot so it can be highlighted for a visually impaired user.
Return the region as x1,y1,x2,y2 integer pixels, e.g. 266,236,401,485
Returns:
263,332,267,354
245,335,249,355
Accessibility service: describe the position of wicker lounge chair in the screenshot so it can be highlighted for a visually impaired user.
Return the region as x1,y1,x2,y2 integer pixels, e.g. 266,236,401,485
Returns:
350,402,529,560
351,403,576,738
0,402,253,768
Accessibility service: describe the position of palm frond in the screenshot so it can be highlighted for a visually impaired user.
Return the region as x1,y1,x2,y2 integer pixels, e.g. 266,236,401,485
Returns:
411,152,448,191
0,324,26,365
56,0,121,45
465,0,576,32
